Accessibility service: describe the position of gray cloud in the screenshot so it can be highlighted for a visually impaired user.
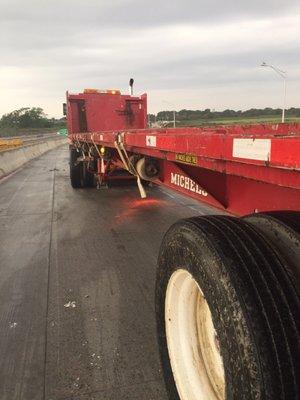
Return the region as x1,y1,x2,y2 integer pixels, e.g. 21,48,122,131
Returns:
0,0,300,116
2,0,299,26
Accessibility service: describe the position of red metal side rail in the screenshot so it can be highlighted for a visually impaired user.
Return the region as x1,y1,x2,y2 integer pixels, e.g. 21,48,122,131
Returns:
69,123,300,216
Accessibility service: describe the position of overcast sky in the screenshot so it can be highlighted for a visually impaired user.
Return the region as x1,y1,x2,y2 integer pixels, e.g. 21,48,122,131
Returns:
1,0,300,117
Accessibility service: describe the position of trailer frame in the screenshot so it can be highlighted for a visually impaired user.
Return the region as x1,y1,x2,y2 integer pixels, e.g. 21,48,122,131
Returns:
69,121,300,215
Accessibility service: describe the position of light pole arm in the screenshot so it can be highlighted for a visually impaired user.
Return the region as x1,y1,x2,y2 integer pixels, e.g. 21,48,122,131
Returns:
282,78,287,123
269,65,286,79
261,62,287,123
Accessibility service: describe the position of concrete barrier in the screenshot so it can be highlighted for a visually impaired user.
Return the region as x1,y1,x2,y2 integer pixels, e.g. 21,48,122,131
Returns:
0,137,67,178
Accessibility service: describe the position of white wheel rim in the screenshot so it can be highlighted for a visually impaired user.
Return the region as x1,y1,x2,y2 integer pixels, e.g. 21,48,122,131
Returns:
165,269,225,400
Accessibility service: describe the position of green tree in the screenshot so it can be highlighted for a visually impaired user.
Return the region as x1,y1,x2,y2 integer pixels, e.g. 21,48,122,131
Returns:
0,107,51,128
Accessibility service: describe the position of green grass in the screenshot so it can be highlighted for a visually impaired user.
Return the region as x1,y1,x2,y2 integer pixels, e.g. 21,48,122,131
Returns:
174,115,300,127
0,125,66,138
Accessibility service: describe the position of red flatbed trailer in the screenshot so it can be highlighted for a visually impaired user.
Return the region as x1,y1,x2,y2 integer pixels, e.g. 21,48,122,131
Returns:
66,86,300,400
70,123,300,215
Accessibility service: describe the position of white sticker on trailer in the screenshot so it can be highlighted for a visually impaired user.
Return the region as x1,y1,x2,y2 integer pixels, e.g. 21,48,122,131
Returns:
146,135,156,147
233,138,271,161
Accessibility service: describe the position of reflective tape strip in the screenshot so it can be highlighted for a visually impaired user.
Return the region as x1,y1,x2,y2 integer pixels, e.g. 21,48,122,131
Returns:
146,135,156,147
233,138,271,161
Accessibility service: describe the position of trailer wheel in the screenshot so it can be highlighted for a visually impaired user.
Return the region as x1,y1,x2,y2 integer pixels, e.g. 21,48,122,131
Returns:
156,215,299,400
244,211,300,297
81,162,94,187
70,147,82,188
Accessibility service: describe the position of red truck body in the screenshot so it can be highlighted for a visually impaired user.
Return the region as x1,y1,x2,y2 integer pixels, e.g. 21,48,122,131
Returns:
67,89,300,216
67,90,147,133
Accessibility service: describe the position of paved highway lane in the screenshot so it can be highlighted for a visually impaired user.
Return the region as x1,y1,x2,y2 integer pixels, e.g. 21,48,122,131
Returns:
0,145,218,400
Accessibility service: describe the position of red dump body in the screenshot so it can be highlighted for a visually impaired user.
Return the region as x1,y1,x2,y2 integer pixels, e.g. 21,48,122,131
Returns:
67,90,147,133
67,90,300,216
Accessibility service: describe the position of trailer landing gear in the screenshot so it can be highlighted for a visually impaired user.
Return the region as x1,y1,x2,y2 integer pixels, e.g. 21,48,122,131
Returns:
156,214,300,400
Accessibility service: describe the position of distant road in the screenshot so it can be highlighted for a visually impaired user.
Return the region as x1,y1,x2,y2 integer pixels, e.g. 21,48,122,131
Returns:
13,132,59,144
0,133,64,151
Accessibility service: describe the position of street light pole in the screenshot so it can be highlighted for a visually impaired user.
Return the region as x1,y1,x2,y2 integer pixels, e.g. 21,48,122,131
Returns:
163,100,176,128
261,62,287,123
282,77,286,123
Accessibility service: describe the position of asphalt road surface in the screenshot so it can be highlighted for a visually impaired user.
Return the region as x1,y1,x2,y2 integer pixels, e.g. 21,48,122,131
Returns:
0,145,218,400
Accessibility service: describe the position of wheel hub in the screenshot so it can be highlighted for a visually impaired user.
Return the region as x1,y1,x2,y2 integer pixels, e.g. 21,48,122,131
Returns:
165,269,225,400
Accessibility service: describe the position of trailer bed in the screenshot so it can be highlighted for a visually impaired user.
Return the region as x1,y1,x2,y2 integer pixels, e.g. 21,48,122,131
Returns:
70,123,300,215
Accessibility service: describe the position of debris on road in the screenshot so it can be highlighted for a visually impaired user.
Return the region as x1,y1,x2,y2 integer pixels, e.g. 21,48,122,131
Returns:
64,301,76,308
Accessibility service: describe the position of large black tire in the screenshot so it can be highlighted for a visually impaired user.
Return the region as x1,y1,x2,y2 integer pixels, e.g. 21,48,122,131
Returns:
81,161,94,187
70,147,95,188
244,211,300,297
70,147,82,188
156,215,300,400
